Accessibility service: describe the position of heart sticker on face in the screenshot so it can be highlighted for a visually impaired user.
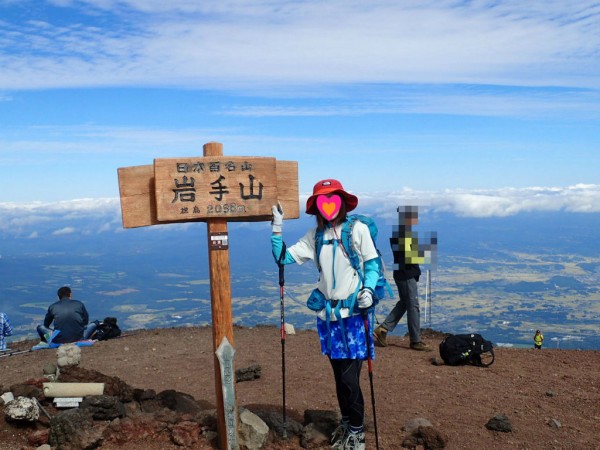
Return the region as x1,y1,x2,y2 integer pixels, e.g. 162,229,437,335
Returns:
317,194,342,220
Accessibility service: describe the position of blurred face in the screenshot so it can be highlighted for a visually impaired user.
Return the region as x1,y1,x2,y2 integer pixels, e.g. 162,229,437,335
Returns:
403,212,418,226
317,194,342,221
399,206,419,226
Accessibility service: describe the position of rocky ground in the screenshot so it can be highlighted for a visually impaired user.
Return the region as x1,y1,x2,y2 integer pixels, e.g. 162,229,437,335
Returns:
1,325,599,449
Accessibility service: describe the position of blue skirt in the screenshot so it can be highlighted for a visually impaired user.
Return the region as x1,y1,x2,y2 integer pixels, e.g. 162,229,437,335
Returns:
317,312,376,360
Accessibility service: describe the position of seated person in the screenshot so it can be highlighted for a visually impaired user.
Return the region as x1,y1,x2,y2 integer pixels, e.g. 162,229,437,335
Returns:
37,286,96,344
1,312,13,350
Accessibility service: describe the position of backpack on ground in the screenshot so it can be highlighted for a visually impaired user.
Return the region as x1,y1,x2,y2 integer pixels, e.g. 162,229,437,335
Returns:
94,317,122,341
439,333,495,367
314,214,393,314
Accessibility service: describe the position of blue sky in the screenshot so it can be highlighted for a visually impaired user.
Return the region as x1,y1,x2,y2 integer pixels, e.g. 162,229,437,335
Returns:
1,0,599,217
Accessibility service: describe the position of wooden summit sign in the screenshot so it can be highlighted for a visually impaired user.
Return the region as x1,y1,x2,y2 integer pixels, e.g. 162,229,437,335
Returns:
117,142,299,450
118,157,298,228
155,156,277,222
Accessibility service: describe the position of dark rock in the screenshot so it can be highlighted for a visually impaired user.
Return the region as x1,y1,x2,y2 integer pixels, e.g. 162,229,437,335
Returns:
49,408,105,450
196,409,218,431
140,397,164,414
402,425,447,449
485,414,512,433
58,366,135,402
236,364,262,382
546,390,556,397
251,408,303,438
156,390,203,415
9,383,43,400
124,400,142,417
134,388,157,401
152,407,180,425
132,388,162,413
80,395,126,420
195,398,216,410
303,409,340,434
300,422,330,449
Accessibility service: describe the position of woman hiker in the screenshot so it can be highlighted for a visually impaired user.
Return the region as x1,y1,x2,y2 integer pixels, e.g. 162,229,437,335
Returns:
271,179,378,450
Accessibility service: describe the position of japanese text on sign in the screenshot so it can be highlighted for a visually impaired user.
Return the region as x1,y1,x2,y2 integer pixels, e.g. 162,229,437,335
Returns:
154,156,277,221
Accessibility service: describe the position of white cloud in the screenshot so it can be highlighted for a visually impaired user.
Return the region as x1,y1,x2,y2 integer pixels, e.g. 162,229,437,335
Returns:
360,184,600,218
1,1,599,91
0,198,121,233
222,87,600,119
0,185,598,239
52,226,76,235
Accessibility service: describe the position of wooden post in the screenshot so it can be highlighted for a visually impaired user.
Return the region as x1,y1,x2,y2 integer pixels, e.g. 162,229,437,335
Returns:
204,142,236,450
116,142,299,449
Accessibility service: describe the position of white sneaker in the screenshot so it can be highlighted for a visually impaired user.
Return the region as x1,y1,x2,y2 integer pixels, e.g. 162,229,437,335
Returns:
330,423,349,449
344,431,366,450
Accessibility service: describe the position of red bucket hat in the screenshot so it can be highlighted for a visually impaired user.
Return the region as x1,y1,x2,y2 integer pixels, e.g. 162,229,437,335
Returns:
306,179,358,215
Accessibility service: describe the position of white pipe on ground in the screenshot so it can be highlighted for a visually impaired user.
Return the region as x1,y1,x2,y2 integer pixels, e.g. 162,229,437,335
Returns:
42,383,104,398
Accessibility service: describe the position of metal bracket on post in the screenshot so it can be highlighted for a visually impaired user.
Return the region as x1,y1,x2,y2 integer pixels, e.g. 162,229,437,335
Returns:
216,336,239,450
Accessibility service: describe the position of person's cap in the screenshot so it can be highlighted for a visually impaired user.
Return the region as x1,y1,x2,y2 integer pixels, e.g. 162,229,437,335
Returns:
306,179,358,215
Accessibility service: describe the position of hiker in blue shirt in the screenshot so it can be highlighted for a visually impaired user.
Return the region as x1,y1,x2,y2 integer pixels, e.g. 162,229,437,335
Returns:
36,286,97,344
1,312,13,351
271,179,378,450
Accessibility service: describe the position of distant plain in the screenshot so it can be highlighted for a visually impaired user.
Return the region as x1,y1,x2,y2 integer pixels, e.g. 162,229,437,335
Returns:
2,211,599,350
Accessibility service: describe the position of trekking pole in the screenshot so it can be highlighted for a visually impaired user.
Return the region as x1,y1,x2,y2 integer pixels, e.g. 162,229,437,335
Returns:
363,311,380,450
0,348,32,359
423,271,428,326
277,242,288,439
427,269,432,329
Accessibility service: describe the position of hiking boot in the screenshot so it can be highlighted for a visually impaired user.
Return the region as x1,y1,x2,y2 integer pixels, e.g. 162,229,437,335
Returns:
410,341,432,352
373,326,387,347
344,431,366,450
330,423,349,449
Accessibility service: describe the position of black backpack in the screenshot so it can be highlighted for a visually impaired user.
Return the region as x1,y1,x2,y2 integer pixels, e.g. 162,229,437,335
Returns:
94,317,122,341
439,333,495,367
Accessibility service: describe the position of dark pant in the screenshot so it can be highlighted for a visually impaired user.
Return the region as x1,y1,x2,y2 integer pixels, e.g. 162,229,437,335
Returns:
381,277,421,343
329,358,364,428
37,323,97,343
